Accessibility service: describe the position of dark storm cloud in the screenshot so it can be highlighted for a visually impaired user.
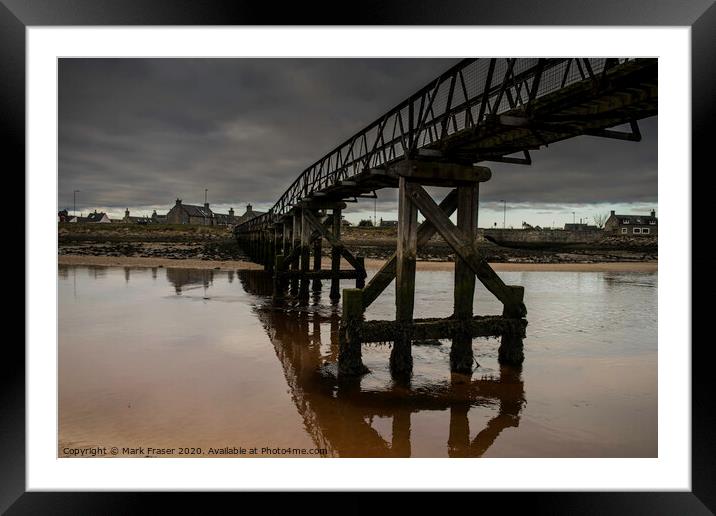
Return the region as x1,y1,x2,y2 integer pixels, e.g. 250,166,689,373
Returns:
58,58,657,213
480,116,657,204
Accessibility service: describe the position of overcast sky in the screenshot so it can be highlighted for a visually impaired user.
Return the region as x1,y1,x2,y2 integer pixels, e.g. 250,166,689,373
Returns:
59,58,657,227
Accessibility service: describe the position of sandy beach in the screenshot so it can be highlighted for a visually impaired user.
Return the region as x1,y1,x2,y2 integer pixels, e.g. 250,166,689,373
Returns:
58,254,657,273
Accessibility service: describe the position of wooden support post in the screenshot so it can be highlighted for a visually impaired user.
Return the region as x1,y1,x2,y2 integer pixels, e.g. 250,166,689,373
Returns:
312,237,322,292
391,176,418,378
290,213,300,296
362,188,459,309
451,184,479,374
355,256,365,289
273,254,286,299
264,230,273,272
338,288,368,376
275,224,283,256
499,285,526,365
409,183,526,318
282,222,290,257
330,208,342,302
299,208,311,302
257,230,266,270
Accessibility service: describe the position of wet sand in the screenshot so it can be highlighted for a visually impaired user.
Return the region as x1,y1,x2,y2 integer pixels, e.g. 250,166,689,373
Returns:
58,254,657,273
58,254,264,271
58,265,658,458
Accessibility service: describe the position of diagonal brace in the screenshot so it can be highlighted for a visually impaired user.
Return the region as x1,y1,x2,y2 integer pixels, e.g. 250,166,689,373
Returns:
362,188,459,309
279,230,321,270
408,183,526,317
302,210,366,277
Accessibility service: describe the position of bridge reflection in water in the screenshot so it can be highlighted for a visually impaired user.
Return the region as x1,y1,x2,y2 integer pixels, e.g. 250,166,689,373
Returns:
237,269,525,458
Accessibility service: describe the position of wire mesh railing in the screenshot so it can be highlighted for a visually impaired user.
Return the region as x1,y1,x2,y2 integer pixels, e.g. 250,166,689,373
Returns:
238,57,631,231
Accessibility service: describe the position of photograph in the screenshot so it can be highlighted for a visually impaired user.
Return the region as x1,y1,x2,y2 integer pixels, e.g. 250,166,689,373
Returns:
57,56,659,459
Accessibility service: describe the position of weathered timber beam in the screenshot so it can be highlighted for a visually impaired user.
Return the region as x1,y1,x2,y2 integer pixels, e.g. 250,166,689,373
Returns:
391,160,492,184
408,183,527,317
362,188,459,309
497,115,530,127
357,316,526,343
302,209,366,276
297,199,347,210
279,270,363,280
482,150,532,165
417,148,444,158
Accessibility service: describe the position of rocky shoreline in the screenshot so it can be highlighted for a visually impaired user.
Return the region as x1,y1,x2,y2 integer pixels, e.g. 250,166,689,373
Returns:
58,223,657,265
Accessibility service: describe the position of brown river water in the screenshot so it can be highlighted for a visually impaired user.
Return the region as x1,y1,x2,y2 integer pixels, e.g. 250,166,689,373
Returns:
58,265,657,458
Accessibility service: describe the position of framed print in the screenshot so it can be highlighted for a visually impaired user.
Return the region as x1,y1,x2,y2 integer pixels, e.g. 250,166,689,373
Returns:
6,0,714,512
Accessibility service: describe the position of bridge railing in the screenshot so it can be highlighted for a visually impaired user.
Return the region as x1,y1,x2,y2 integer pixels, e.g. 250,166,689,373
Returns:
238,58,628,231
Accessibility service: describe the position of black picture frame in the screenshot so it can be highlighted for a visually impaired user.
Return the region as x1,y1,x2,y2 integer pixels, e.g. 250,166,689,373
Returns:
5,0,713,512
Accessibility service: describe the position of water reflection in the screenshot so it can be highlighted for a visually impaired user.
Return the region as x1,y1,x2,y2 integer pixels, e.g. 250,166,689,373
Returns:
166,268,215,295
58,265,657,457
237,270,525,458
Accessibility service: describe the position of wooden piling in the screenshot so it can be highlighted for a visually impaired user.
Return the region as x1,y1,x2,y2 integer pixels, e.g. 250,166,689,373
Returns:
264,229,273,272
290,212,300,296
499,285,526,365
299,208,311,302
330,207,342,302
282,221,290,257
338,288,368,375
451,184,479,374
312,237,322,292
273,253,286,299
275,224,283,257
355,256,365,289
391,176,417,377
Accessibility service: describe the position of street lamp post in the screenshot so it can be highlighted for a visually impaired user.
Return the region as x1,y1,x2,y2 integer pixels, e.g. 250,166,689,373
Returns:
73,190,80,217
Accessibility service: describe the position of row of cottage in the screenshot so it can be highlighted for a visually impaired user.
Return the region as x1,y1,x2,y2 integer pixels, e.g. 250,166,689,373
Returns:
58,200,263,227
59,202,657,236
560,210,657,235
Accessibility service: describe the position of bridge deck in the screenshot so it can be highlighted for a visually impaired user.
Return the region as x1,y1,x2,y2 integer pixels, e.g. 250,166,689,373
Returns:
235,58,657,231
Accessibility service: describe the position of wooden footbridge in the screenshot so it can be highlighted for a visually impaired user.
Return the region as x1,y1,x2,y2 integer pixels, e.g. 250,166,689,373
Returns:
235,57,657,378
